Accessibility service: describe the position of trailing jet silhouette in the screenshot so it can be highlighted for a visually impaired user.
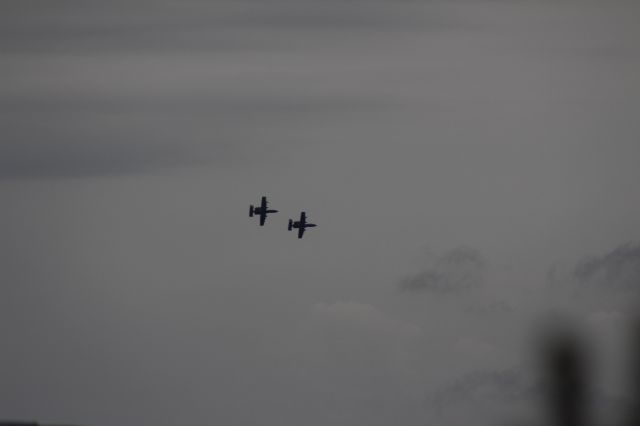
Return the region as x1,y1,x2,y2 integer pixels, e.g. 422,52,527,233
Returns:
288,211,317,239
249,196,278,226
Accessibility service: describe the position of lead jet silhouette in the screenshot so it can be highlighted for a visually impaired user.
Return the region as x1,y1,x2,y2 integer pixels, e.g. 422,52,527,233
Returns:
288,211,317,239
249,196,278,226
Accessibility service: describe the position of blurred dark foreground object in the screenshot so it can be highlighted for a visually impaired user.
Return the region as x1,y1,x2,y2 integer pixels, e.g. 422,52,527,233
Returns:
623,318,640,426
542,330,589,426
539,316,640,426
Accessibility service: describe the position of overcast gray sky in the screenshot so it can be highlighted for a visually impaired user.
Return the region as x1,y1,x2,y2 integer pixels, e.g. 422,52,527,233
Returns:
1,1,640,425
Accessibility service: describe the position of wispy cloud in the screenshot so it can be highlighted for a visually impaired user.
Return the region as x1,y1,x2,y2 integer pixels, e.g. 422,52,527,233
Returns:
575,243,640,292
398,247,486,293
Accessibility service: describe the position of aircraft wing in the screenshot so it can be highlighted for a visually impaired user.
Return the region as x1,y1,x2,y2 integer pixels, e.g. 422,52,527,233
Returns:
297,226,305,239
260,212,266,226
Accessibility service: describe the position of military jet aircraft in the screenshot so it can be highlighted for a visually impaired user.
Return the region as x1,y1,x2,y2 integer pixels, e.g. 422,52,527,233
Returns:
249,196,278,226
288,211,317,239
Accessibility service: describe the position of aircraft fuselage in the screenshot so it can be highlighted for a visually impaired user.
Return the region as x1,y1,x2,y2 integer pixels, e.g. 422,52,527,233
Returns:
291,222,316,229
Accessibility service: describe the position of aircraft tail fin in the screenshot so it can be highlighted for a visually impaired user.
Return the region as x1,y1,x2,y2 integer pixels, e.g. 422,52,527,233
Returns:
288,219,293,231
249,205,254,217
